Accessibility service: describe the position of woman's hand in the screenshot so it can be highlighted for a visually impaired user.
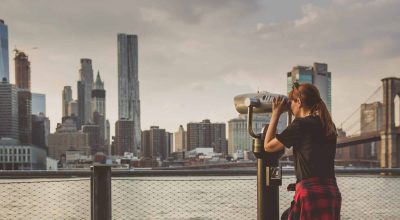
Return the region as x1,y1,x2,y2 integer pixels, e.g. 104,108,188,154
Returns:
272,96,289,116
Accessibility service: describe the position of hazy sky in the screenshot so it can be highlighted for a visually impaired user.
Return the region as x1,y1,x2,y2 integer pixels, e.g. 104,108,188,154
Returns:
1,0,399,135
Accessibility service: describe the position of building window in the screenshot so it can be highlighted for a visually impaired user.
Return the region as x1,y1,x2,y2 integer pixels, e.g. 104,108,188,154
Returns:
18,149,21,154
14,149,16,154
0,149,2,154
23,149,26,154
27,149,30,154
23,156,26,161
0,156,2,162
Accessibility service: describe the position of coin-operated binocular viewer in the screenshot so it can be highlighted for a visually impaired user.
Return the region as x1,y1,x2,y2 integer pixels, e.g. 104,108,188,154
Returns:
234,92,286,220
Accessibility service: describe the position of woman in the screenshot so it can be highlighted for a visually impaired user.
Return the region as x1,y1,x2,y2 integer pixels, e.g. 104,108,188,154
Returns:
264,82,341,220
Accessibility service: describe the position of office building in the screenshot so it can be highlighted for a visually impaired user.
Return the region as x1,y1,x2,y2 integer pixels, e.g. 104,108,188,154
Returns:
228,113,287,156
62,86,72,117
31,113,50,150
361,102,383,134
287,62,332,113
165,132,173,159
82,124,101,155
48,118,89,159
174,125,186,152
32,93,46,116
0,79,18,140
15,51,32,144
0,138,47,170
68,100,78,117
142,126,171,160
118,34,141,155
113,119,135,156
77,59,93,125
359,102,383,160
106,119,110,154
187,119,227,155
0,19,9,82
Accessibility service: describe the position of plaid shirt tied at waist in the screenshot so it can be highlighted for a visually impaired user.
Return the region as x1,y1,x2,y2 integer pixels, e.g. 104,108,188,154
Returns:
288,177,342,220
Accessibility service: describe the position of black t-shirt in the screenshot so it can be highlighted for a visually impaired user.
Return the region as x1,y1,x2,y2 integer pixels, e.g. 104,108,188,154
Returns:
276,115,336,181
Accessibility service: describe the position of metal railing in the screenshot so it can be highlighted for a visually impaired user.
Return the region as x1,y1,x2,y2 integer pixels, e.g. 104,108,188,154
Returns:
0,168,399,220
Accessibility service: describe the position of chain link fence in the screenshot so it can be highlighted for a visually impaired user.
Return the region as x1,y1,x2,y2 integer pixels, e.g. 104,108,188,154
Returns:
0,170,399,219
0,178,90,220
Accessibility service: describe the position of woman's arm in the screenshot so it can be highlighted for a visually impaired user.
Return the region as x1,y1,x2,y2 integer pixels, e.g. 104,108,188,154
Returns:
264,97,286,152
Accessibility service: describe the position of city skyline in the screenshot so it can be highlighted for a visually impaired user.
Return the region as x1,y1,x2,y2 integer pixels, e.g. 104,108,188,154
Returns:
1,0,399,135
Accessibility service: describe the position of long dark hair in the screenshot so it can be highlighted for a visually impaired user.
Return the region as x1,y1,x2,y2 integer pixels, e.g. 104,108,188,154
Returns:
289,82,337,138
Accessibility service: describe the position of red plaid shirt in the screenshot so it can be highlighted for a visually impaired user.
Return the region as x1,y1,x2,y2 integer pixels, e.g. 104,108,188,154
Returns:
288,177,341,220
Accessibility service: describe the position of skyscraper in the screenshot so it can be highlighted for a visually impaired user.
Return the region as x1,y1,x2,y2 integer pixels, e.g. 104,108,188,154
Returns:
106,119,110,154
77,59,93,125
118,34,141,155
62,86,72,117
15,50,32,144
287,62,332,113
32,93,46,116
0,19,9,82
0,78,18,140
92,71,106,145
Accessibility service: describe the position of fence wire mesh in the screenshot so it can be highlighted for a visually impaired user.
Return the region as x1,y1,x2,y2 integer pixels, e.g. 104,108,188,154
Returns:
112,176,257,220
0,173,399,220
0,178,90,220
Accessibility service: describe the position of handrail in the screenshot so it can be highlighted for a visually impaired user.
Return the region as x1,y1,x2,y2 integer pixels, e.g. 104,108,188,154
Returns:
0,168,399,179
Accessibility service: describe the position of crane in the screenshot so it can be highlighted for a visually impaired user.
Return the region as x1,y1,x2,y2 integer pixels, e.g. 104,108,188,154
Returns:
13,46,38,55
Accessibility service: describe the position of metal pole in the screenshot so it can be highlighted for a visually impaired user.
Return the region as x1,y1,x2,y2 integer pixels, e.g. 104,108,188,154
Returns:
265,162,280,220
256,141,267,220
249,104,280,220
254,138,280,220
91,165,112,220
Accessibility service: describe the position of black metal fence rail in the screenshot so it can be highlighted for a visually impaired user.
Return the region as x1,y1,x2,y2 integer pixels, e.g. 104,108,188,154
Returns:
1,167,399,178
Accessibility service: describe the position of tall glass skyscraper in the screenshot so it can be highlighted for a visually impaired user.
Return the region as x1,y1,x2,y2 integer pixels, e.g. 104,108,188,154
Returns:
287,62,332,113
0,19,9,81
118,34,141,155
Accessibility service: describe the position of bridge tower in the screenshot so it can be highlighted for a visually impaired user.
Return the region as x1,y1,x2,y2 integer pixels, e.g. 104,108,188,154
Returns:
381,77,400,168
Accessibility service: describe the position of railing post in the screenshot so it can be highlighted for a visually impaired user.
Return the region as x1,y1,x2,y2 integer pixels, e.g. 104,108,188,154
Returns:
254,138,281,220
91,165,112,220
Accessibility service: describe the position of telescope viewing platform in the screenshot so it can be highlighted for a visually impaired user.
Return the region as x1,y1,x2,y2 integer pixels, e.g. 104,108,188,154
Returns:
0,168,399,220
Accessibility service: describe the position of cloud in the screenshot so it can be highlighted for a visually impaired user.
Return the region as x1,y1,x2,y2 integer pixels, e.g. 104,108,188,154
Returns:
294,4,320,27
1,0,399,134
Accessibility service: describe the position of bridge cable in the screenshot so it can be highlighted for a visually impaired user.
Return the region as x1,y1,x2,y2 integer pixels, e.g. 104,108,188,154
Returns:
340,85,382,129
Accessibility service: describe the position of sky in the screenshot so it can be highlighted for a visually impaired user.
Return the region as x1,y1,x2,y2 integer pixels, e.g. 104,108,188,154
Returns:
1,0,399,136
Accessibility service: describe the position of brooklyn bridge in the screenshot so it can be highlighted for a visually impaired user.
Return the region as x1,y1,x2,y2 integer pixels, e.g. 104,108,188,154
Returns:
333,77,400,168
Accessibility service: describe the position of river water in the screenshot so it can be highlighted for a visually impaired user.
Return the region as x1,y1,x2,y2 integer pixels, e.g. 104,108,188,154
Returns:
0,175,399,220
